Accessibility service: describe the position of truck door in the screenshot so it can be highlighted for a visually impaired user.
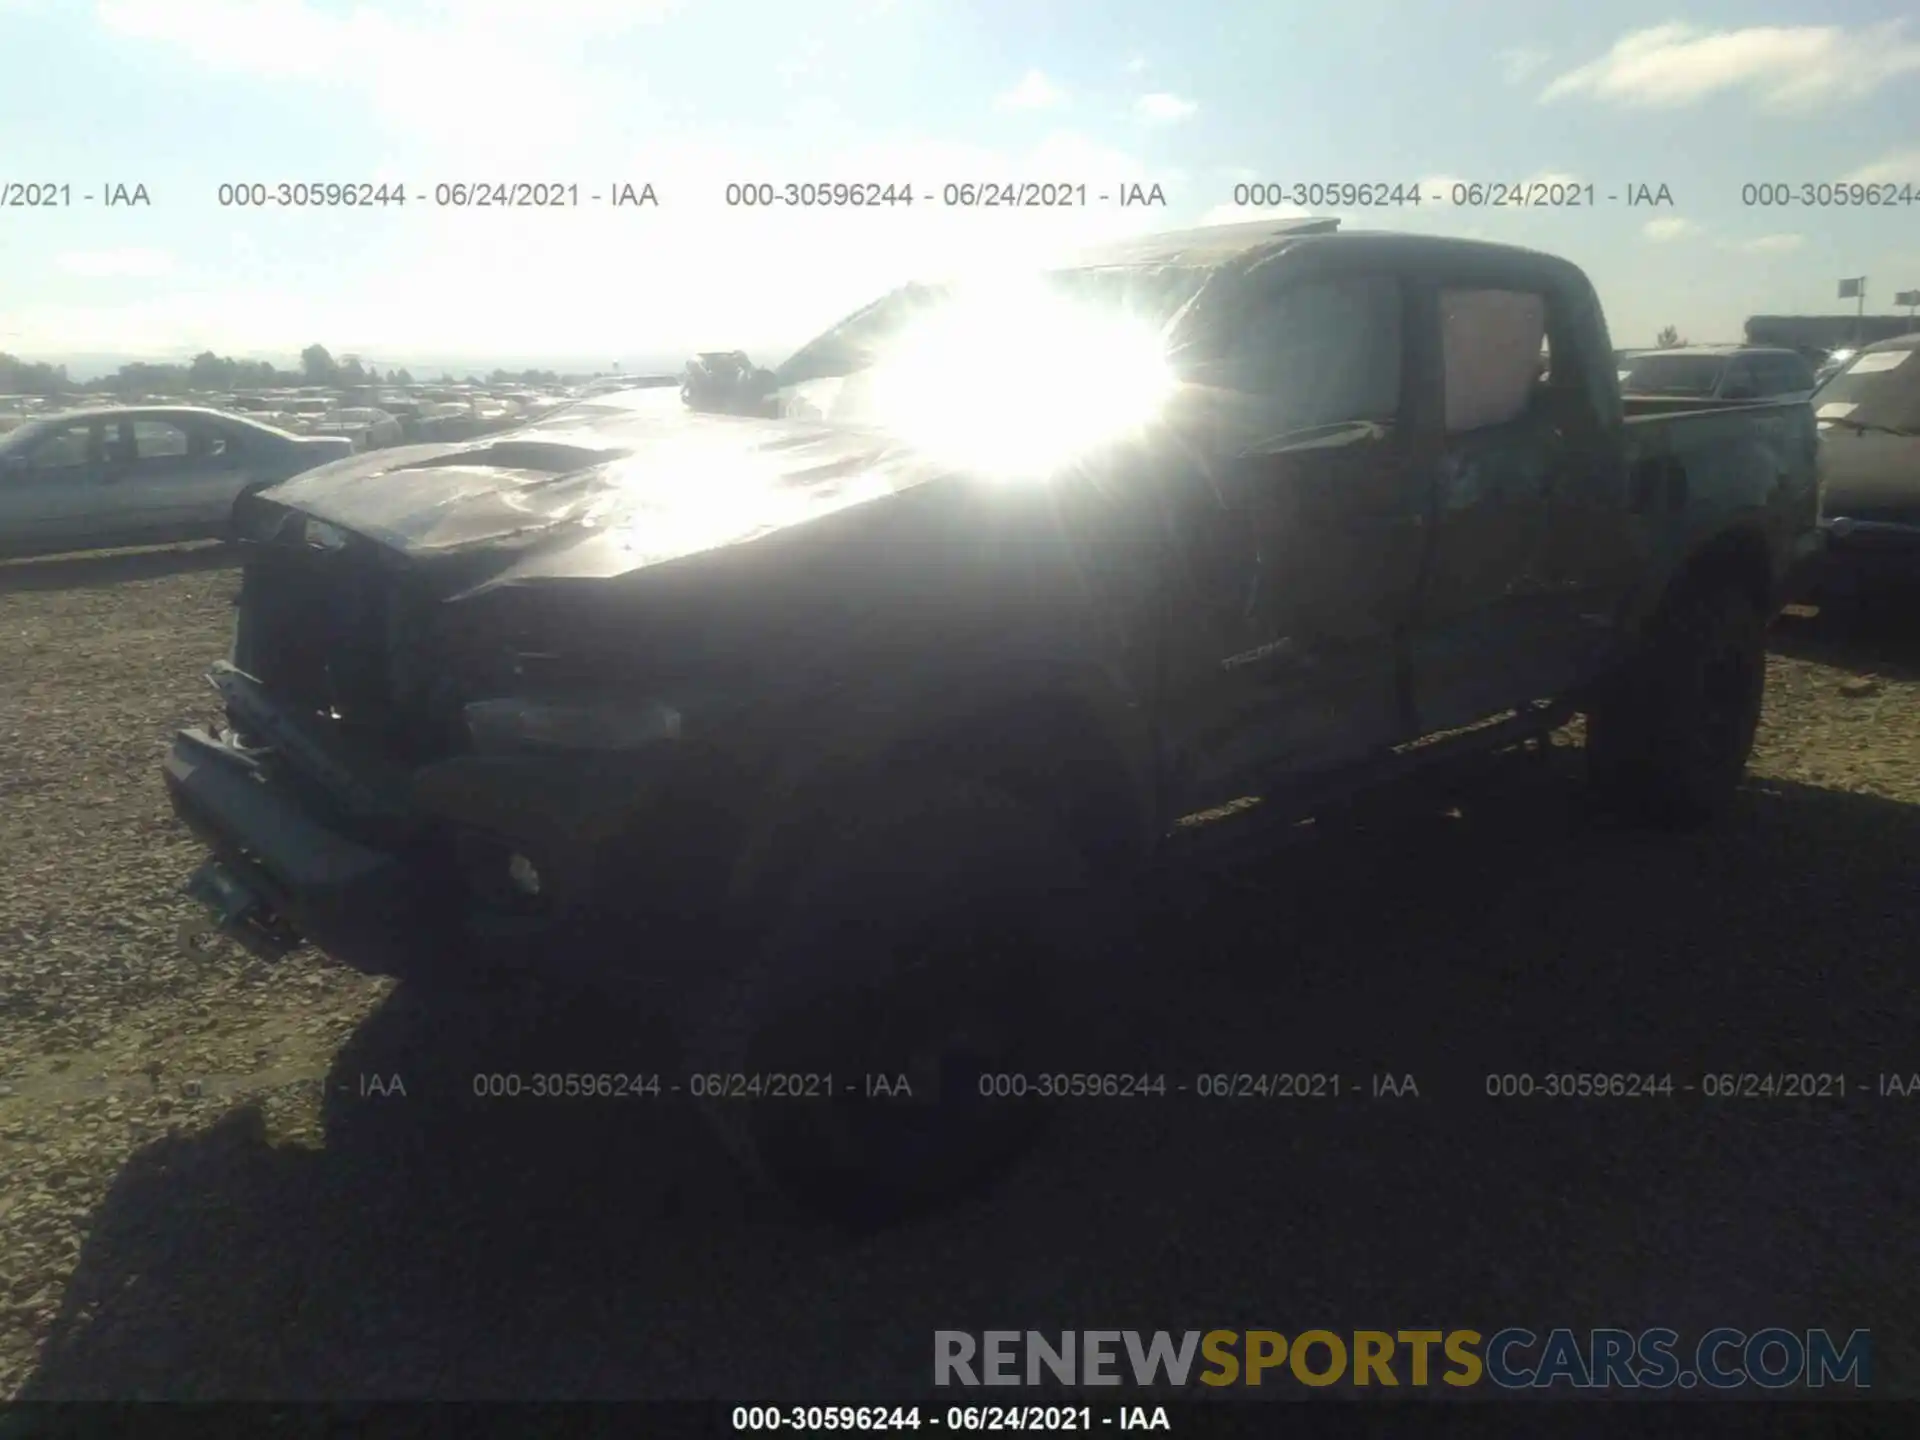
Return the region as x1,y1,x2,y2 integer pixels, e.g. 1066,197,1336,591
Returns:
1159,266,1430,805
1406,279,1597,732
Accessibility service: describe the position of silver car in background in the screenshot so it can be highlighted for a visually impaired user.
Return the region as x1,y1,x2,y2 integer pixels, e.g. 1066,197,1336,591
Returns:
0,406,351,559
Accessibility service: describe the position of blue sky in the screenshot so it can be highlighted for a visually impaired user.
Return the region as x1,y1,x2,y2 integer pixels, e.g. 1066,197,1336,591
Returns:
2,0,1918,371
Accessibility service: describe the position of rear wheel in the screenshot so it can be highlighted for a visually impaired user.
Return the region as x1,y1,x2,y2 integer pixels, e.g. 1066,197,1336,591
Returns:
1585,574,1767,828
686,782,1114,1230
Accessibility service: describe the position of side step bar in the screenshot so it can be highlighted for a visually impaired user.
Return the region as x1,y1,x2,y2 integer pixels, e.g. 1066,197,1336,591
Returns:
1165,699,1574,865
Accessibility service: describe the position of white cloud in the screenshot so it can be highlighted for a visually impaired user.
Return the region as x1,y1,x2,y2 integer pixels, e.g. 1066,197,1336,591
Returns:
55,248,175,278
1124,55,1148,74
1842,151,1920,184
777,38,828,87
996,69,1065,110
1499,46,1550,83
1736,233,1806,254
1540,21,1920,110
91,0,681,149
1642,217,1702,242
1134,92,1197,123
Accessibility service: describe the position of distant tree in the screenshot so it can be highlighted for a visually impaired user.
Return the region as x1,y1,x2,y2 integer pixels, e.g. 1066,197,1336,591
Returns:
394,368,415,385
0,352,74,395
187,350,237,391
339,355,368,384
99,361,191,397
438,372,456,384
1656,325,1682,348
301,344,339,383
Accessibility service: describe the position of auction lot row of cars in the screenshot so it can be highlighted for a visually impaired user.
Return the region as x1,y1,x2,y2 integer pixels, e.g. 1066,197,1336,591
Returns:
0,381,623,558
0,381,576,448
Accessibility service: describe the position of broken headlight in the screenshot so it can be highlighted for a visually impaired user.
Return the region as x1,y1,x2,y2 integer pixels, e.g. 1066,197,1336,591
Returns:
462,697,683,754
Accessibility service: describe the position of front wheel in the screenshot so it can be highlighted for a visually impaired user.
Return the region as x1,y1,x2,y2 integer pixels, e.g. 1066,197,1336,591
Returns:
1584,575,1767,828
686,782,1113,1230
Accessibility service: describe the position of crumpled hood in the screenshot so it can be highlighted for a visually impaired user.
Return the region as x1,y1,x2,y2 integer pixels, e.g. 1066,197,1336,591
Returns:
257,388,957,587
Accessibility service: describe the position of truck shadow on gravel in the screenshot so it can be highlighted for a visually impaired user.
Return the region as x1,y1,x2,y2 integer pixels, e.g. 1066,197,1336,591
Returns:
0,543,239,595
1770,604,1920,682
20,756,1920,1399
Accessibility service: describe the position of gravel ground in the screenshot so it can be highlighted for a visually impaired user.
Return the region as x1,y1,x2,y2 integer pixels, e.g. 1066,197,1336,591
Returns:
1,548,1917,1400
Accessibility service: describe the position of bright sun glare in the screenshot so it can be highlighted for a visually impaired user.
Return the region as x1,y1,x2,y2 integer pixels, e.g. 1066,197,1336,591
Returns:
866,276,1177,478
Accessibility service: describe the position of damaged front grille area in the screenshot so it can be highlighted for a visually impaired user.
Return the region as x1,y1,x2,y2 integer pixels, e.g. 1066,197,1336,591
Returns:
234,537,474,766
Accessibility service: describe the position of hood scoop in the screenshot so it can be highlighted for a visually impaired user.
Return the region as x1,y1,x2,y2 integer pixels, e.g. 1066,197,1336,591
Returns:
394,439,633,476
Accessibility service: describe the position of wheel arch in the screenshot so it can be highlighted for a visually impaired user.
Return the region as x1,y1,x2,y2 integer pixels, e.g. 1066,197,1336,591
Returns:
725,661,1159,918
1666,523,1776,618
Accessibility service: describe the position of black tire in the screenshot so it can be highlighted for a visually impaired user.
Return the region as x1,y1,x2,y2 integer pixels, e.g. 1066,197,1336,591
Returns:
685,781,1115,1230
1585,574,1767,828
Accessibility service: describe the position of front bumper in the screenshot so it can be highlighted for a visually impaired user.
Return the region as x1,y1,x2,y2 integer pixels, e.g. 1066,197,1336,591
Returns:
162,666,724,982
163,727,449,975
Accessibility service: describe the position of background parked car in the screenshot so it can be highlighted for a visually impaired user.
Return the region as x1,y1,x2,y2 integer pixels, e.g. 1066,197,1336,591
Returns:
468,398,525,434
1814,348,1857,388
307,407,404,451
406,401,483,443
1806,334,1920,603
0,406,351,558
1619,345,1818,404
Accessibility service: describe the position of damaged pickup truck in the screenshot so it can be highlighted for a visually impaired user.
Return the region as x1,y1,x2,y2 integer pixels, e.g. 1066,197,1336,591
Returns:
164,219,1821,1225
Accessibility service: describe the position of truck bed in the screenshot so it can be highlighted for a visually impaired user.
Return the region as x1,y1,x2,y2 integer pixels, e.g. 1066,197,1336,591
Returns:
1621,395,1805,419
1618,395,1821,589
1622,395,1815,458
